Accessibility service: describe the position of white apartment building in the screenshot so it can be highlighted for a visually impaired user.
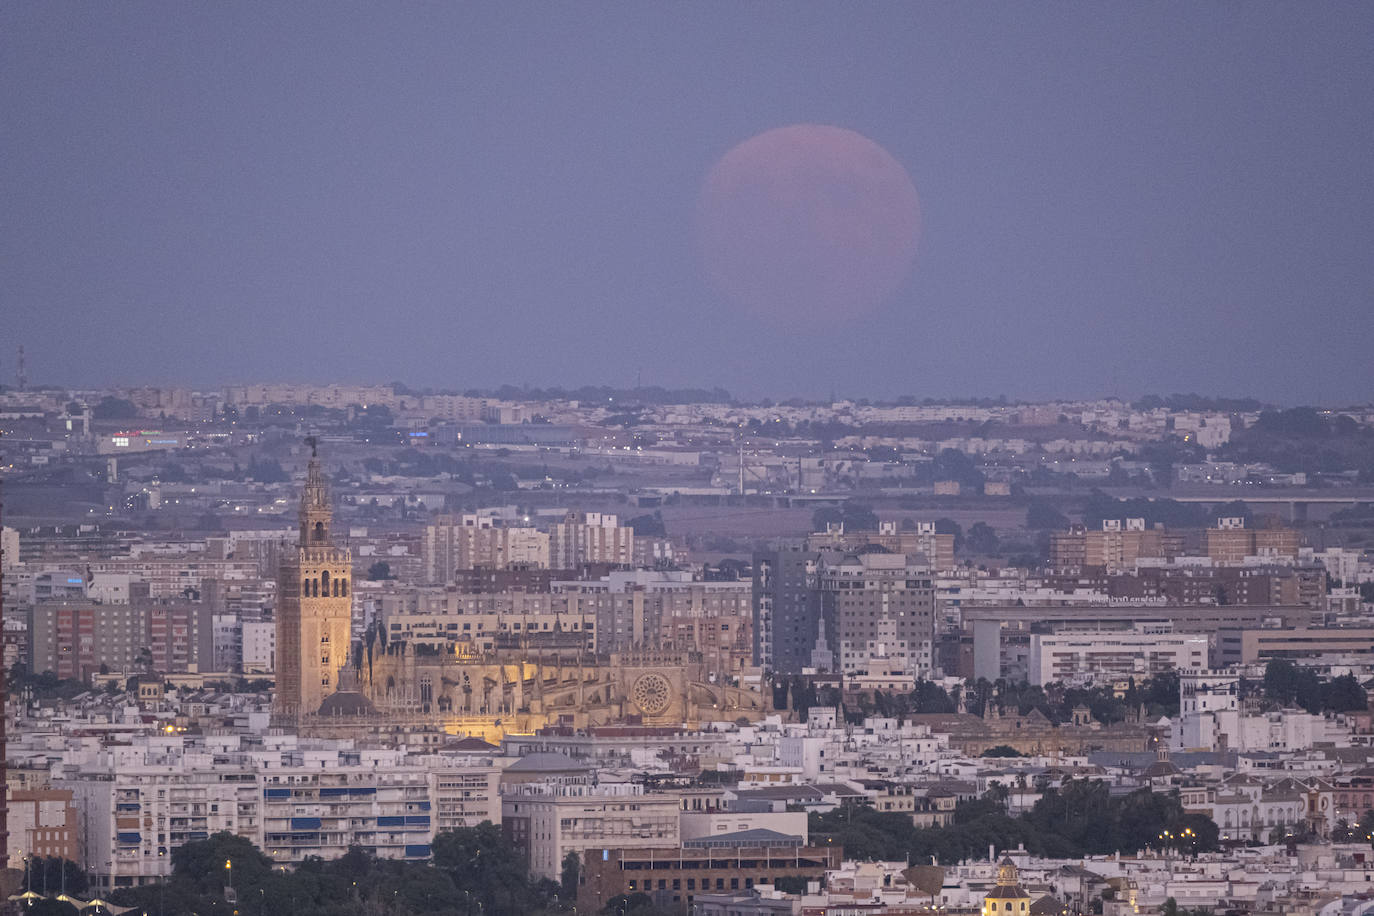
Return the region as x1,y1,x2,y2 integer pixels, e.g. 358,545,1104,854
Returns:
1026,628,1208,686
55,737,503,888
548,513,634,569
60,745,261,888
422,517,550,582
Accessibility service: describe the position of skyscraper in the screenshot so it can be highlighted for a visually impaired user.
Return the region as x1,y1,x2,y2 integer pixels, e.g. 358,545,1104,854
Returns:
272,439,353,725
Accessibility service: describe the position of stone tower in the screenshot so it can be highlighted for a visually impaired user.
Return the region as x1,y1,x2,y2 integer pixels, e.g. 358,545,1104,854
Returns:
273,438,353,725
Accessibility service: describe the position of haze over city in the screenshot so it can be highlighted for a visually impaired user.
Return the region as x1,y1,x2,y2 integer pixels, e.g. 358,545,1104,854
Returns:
8,6,1374,916
4,4,1374,402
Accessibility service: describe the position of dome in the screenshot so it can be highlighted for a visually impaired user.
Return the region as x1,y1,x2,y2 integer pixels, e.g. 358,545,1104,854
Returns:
317,691,377,717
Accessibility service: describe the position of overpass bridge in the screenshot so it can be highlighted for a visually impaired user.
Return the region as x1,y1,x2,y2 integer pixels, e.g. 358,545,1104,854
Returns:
1160,491,1374,522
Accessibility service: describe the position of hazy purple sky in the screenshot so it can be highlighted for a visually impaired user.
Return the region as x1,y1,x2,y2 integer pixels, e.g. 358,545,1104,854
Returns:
4,3,1372,403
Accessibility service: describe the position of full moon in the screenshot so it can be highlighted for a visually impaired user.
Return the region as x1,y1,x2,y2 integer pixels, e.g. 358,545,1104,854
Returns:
697,124,921,325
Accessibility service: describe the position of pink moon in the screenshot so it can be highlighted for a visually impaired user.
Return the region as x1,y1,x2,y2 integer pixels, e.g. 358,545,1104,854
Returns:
697,124,921,325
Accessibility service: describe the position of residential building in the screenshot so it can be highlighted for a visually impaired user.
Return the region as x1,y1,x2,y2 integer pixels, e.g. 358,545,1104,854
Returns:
502,780,680,881
817,552,936,678
752,544,817,674
422,516,550,582
548,513,634,569
7,788,78,868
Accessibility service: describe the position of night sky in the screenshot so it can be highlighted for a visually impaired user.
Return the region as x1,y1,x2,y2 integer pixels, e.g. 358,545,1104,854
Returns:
3,3,1372,403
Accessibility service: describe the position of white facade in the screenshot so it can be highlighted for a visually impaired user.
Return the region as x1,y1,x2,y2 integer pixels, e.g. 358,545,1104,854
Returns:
1173,668,1344,752
1027,629,1208,686
501,781,679,880
241,621,275,673
55,737,502,888
1,526,19,568
87,573,136,604
548,513,635,569
679,810,808,842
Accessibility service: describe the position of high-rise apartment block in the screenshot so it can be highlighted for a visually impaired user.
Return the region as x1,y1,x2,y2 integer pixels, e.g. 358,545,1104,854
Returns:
1204,518,1300,564
752,544,818,674
548,512,634,568
422,515,550,582
817,553,936,678
29,599,213,679
1049,519,1183,570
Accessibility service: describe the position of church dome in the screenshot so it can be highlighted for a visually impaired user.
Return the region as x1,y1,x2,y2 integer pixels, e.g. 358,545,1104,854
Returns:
317,691,377,717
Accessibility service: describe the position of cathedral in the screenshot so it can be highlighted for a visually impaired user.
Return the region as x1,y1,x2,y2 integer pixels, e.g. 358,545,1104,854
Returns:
274,442,770,740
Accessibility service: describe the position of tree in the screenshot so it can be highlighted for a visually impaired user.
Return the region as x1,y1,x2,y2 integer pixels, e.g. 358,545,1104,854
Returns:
353,403,395,429
20,901,78,916
560,851,580,900
1026,499,1069,530
981,745,1024,758
366,561,393,581
23,857,89,895
967,522,1000,555
171,832,272,894
1263,659,1322,713
432,821,538,912
1323,673,1368,713
627,513,667,537
92,396,138,420
488,470,518,491
812,502,879,532
933,448,984,490
910,679,955,713
933,517,964,552
1211,500,1253,525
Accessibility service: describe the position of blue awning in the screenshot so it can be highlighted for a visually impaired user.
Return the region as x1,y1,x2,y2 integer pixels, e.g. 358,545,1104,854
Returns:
404,845,431,858
290,817,322,830
117,833,141,844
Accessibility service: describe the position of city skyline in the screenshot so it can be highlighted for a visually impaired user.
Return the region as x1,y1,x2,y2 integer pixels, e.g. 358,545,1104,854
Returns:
6,5,1374,909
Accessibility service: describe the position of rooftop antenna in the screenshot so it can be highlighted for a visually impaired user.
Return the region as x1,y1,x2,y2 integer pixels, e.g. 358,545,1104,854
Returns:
16,345,26,391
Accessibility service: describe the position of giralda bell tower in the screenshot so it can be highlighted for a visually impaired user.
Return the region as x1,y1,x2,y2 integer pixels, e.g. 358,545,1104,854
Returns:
273,437,353,725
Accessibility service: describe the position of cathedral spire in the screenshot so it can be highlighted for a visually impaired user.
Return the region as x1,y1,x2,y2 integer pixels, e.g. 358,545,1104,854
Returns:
300,436,332,547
